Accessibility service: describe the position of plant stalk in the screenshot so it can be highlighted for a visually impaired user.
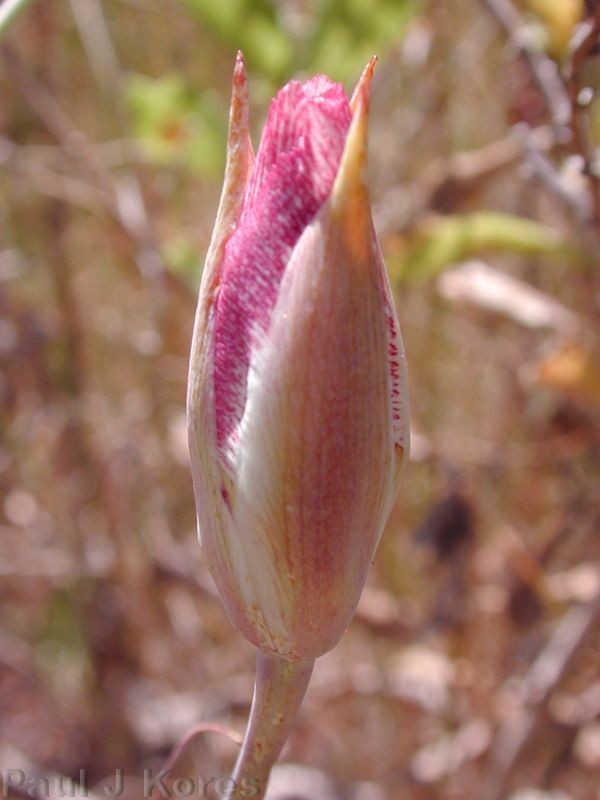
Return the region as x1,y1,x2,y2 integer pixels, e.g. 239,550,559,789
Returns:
231,652,314,799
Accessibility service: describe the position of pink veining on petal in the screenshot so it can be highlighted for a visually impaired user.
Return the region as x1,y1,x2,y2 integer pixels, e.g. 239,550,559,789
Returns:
373,236,408,451
385,297,406,446
213,76,352,456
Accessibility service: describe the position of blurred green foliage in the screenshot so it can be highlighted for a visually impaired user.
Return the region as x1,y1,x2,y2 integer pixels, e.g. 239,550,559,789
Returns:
306,0,421,79
181,0,422,83
163,235,203,281
181,0,294,81
390,212,579,281
124,73,226,174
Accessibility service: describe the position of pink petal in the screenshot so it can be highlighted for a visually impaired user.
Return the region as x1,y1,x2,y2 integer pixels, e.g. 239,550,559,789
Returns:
213,76,352,457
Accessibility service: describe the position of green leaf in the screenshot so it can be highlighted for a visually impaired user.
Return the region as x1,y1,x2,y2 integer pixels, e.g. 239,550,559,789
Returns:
388,212,580,282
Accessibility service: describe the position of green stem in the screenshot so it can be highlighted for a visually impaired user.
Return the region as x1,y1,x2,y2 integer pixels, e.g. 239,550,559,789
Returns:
232,653,314,799
0,0,35,39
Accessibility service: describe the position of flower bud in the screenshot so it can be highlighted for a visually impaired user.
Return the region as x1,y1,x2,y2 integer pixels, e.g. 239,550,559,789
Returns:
187,53,409,661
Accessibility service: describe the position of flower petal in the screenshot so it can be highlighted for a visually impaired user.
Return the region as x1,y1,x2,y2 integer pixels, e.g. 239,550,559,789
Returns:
187,51,252,545
213,76,352,462
337,56,410,465
230,191,398,658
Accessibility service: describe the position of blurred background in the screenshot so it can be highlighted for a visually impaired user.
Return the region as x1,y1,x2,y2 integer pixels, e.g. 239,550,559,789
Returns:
0,0,599,798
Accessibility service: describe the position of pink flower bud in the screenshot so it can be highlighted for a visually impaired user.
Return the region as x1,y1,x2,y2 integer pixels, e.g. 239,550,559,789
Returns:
187,53,409,661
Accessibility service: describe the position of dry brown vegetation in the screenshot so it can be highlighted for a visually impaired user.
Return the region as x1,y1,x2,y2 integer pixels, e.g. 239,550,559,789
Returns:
0,1,599,799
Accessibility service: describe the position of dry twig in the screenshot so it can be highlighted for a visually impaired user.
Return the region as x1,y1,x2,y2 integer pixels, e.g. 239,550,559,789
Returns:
374,126,554,235
479,0,571,136
564,7,600,222
481,597,600,800
0,43,193,309
518,124,594,224
480,0,600,302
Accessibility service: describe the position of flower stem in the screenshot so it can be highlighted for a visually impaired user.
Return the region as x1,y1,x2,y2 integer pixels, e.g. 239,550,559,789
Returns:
232,652,314,799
